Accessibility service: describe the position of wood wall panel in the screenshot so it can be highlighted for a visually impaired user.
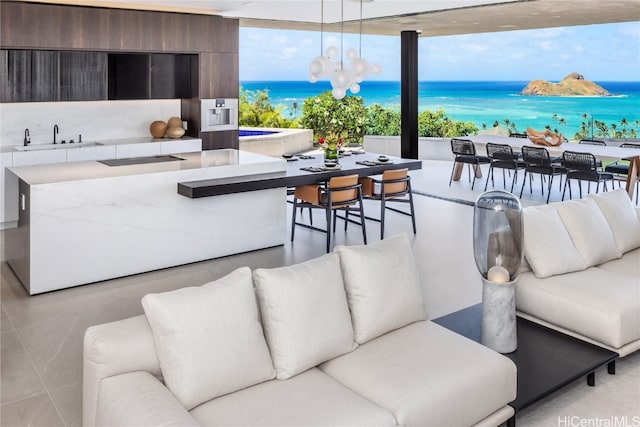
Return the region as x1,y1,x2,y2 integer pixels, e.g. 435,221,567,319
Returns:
1,2,239,54
199,53,239,99
201,131,239,151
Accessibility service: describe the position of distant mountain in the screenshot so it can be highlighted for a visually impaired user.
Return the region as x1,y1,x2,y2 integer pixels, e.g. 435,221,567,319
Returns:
520,73,612,96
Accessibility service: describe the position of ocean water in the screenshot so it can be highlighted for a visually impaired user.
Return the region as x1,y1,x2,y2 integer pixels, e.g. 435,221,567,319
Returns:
240,80,640,139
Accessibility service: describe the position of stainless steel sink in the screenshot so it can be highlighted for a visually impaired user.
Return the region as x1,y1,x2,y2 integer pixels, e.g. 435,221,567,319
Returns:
14,142,103,151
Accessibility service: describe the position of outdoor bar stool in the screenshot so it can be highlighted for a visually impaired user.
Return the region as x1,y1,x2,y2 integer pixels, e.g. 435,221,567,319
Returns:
291,174,367,253
561,151,615,200
604,143,640,203
519,145,567,203
448,138,491,190
484,142,527,192
358,168,416,239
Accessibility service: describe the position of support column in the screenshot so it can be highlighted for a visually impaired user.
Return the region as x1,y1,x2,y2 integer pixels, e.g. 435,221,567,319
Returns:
401,30,419,159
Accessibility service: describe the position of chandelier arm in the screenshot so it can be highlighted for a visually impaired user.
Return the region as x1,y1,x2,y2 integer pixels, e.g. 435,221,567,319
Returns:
340,0,344,68
359,0,363,57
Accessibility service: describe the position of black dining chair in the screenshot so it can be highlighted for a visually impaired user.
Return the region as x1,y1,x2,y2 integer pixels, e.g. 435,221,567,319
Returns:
604,143,640,203
359,168,416,239
448,138,491,190
579,139,606,169
484,143,526,192
519,146,567,203
291,174,367,252
561,151,615,200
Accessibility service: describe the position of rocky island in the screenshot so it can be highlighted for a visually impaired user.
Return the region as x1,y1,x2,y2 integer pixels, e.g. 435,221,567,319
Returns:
520,72,611,96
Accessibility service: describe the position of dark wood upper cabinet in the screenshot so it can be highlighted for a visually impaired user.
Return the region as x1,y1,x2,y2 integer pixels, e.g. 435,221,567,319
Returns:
60,51,108,101
1,50,57,102
108,54,150,100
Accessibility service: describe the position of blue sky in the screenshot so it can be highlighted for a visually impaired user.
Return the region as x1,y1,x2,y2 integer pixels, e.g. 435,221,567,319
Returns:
240,21,640,82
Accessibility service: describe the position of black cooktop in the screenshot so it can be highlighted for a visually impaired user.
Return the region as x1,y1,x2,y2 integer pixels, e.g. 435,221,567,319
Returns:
99,155,185,167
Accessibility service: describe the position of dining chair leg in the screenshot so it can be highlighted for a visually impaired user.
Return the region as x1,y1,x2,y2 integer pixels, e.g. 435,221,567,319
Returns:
343,206,349,231
502,169,507,189
291,197,298,241
325,207,332,253
358,192,368,245
546,175,554,204
484,166,492,191
333,209,338,233
562,178,569,201
379,196,386,239
448,162,457,187
519,171,527,198
408,187,417,235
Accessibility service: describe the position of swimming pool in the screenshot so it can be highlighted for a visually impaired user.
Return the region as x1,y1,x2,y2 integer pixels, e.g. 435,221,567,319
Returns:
239,129,280,137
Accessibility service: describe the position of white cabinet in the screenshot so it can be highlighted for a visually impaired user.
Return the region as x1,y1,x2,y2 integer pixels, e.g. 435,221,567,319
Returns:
115,143,162,158
66,145,116,162
12,149,67,166
161,139,202,154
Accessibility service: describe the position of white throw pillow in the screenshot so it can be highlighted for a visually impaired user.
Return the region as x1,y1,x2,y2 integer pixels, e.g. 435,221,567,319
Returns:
588,189,640,253
141,267,275,410
522,204,588,278
253,253,355,380
334,233,426,344
555,197,622,266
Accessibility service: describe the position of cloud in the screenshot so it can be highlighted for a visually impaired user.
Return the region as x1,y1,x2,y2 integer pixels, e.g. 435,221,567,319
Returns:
281,47,298,60
274,35,288,44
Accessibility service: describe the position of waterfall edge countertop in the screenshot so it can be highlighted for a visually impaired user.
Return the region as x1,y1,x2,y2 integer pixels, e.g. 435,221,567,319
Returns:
8,150,286,185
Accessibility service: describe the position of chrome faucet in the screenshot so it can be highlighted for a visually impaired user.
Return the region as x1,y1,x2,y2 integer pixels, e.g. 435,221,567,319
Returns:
24,128,30,146
53,124,59,144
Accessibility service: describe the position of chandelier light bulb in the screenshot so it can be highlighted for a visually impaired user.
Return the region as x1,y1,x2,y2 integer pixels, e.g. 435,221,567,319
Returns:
308,73,319,83
331,68,351,90
319,56,335,78
332,87,346,99
350,83,361,94
325,45,339,59
309,57,324,76
345,48,358,61
371,63,382,76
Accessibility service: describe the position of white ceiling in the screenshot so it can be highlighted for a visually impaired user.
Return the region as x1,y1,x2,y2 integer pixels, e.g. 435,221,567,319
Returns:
22,0,640,36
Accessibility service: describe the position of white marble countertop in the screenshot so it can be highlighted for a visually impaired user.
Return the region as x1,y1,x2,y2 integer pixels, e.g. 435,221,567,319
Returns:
8,149,285,185
0,136,200,154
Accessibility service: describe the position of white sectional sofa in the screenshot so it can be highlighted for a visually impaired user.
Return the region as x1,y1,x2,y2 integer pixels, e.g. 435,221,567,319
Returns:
83,234,517,427
517,189,640,357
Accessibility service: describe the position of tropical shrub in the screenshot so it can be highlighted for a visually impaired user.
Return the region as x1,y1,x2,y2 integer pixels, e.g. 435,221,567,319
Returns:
418,108,478,137
238,88,299,128
365,104,401,136
301,91,366,144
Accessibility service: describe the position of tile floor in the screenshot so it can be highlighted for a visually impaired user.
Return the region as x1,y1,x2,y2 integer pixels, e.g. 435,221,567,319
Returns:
1,159,638,427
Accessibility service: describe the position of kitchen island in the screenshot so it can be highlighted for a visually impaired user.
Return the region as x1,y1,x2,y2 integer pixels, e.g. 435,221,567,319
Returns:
5,150,286,294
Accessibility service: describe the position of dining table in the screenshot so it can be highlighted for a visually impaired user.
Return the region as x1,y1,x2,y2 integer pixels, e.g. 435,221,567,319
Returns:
177,151,423,198
452,135,640,199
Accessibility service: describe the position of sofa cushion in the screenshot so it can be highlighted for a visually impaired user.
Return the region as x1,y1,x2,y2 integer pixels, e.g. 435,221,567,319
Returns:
141,267,275,410
522,204,588,278
555,197,621,266
597,248,640,277
334,233,426,344
189,368,395,426
516,268,640,349
320,321,516,426
253,253,355,380
588,189,640,254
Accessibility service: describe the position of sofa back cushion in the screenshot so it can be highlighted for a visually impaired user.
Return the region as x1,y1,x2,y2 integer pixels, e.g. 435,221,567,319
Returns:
334,233,426,344
523,204,588,278
588,189,640,254
554,197,622,266
141,267,275,410
253,253,355,380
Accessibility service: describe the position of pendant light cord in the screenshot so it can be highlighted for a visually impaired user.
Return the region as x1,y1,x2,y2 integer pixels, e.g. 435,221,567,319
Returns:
359,0,363,57
340,0,344,68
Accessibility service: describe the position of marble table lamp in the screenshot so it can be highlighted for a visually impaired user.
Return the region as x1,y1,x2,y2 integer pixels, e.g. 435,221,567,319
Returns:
473,190,523,353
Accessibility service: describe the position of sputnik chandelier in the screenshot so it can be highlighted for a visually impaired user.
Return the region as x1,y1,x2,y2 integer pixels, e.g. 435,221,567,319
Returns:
308,0,382,99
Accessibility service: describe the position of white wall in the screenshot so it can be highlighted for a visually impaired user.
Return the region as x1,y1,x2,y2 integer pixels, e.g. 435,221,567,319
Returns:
0,99,181,147
364,135,454,160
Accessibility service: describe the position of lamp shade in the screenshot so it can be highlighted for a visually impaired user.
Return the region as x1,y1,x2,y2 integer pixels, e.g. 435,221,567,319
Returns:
473,190,523,283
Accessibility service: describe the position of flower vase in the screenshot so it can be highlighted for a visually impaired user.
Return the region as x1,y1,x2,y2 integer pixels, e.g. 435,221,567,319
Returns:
324,147,339,162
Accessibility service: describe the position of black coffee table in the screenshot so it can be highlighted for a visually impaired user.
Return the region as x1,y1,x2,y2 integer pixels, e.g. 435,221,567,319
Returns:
433,304,618,427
